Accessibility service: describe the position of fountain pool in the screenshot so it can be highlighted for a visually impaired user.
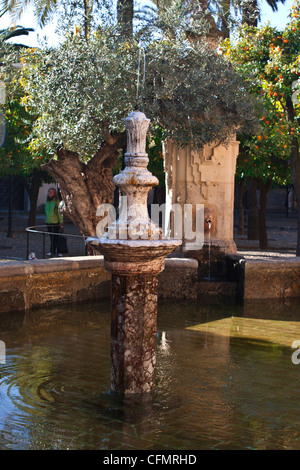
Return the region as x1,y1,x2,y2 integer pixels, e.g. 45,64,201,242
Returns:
1,297,300,450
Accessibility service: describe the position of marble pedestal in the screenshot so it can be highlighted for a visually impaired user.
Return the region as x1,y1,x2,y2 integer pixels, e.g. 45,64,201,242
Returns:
110,273,158,394
91,239,181,395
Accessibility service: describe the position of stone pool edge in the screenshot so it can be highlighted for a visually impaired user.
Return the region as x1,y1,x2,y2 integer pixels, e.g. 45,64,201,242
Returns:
1,255,300,313
0,256,199,313
227,254,300,301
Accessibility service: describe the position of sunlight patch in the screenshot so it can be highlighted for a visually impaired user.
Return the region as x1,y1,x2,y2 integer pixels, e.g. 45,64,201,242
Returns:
187,316,300,348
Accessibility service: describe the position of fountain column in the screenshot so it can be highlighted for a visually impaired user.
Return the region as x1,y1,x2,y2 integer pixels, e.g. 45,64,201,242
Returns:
87,110,181,395
110,273,158,394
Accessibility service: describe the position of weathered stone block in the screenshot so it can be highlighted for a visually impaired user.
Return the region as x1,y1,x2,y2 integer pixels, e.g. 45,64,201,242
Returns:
197,280,236,298
0,257,111,313
0,277,26,313
158,258,198,300
236,258,300,300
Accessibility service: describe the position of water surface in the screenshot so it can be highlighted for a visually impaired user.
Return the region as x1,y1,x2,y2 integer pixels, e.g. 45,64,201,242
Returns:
1,298,300,450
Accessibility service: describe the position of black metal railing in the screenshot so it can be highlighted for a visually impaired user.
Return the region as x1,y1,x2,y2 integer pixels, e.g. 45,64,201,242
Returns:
26,225,87,259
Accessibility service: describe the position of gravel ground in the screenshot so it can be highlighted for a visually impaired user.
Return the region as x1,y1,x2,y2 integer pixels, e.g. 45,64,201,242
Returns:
0,214,86,261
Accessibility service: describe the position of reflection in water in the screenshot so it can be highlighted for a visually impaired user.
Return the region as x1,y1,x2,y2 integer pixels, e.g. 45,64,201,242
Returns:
0,298,300,449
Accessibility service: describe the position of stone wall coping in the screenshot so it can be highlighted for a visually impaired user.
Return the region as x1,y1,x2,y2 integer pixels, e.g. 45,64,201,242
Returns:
0,256,105,278
0,256,198,279
241,257,300,270
226,253,300,268
164,258,198,269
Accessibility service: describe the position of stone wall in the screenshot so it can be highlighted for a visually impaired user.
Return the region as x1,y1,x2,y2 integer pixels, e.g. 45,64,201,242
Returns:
164,138,239,254
0,256,200,314
1,255,300,314
0,256,111,314
158,258,198,300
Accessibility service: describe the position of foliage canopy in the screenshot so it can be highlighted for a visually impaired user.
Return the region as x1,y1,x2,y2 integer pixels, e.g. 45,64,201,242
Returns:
220,2,300,187
15,26,258,161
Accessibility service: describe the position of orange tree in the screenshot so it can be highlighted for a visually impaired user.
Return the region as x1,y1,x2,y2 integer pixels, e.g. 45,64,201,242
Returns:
236,110,292,248
220,2,300,252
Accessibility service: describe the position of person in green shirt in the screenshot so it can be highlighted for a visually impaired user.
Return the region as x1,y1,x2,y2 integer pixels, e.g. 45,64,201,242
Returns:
45,187,63,256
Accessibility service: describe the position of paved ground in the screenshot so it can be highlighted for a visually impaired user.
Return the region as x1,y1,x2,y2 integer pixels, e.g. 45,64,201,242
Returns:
235,208,298,260
0,213,86,262
0,208,298,262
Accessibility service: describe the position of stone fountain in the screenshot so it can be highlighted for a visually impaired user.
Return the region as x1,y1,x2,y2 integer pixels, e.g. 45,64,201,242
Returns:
87,109,181,395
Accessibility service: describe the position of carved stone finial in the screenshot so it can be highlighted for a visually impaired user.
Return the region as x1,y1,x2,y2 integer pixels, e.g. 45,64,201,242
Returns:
124,110,150,165
109,110,160,240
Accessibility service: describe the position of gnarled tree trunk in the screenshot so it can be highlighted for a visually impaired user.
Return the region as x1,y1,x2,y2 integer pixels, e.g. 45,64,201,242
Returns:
247,179,259,240
42,132,126,237
22,169,43,227
257,178,272,250
236,179,246,235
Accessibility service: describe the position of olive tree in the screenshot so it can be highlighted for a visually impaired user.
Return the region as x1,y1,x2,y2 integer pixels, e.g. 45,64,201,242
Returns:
17,16,257,237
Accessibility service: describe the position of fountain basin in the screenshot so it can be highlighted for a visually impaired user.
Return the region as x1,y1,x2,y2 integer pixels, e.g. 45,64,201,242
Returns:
86,237,182,274
2,297,300,450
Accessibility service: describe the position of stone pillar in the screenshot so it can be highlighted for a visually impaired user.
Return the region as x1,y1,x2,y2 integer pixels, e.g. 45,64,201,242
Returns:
110,273,158,394
165,138,239,252
164,137,239,276
99,244,176,395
